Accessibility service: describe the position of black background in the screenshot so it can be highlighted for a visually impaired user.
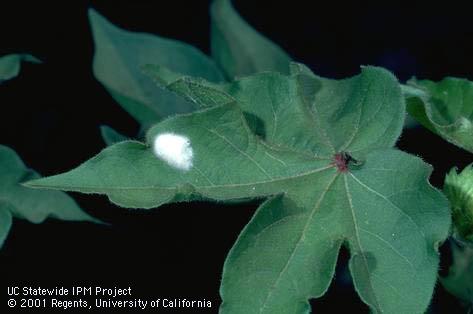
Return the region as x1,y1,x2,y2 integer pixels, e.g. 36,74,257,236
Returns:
1,1,472,313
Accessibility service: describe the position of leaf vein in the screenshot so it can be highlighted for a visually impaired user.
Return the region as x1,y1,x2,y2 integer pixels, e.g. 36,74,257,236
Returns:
358,227,415,272
205,127,273,179
349,173,427,242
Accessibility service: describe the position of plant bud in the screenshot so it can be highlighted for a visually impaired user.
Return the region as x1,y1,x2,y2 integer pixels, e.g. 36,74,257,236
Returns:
444,164,473,241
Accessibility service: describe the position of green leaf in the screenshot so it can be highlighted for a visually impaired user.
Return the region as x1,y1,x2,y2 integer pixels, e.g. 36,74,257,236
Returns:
406,77,473,153
26,68,450,313
0,206,12,248
89,8,225,127
0,54,41,83
0,145,98,225
100,125,128,146
210,0,292,78
26,104,327,208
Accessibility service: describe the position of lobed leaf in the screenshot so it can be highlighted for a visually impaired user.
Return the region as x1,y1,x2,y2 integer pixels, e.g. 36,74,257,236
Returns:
89,9,225,128
210,0,292,79
27,67,450,313
0,54,40,83
406,77,473,153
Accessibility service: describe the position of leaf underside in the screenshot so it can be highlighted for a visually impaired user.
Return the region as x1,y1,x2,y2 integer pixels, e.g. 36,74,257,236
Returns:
406,77,473,153
0,145,98,248
27,66,450,313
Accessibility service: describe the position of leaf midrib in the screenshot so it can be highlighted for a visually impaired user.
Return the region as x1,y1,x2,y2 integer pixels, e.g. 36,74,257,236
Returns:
27,164,335,192
344,174,383,313
258,172,340,313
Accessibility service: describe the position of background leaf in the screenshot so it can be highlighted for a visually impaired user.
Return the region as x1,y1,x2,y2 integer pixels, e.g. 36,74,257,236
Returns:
89,8,225,128
0,145,98,227
210,0,292,79
0,54,40,83
406,77,473,153
100,125,128,146
0,206,12,247
440,238,473,306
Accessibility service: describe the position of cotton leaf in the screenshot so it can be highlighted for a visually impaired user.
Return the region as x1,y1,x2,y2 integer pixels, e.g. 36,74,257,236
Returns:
26,68,450,313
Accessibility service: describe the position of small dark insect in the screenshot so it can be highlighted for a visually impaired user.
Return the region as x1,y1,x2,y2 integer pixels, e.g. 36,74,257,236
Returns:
332,152,359,172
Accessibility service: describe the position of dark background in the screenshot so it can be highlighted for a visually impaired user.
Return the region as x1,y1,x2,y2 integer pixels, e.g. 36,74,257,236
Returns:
0,1,472,313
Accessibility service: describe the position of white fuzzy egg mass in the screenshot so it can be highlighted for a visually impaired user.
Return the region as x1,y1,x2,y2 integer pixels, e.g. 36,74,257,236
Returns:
153,133,193,171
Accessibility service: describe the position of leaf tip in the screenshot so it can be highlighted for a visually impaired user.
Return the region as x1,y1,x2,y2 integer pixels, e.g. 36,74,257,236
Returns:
87,7,110,35
21,177,57,190
20,179,37,188
87,7,101,22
